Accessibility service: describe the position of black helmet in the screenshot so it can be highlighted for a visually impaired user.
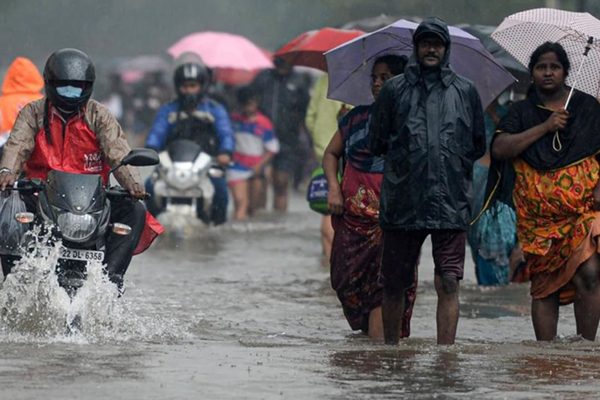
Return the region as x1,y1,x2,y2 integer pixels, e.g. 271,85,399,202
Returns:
173,62,210,109
174,62,209,88
44,48,95,112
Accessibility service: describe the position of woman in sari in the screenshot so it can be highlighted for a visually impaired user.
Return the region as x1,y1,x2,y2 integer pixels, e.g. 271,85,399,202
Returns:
323,55,416,340
491,42,600,341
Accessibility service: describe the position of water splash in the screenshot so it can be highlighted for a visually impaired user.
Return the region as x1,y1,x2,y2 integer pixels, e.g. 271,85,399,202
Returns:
158,206,209,239
0,229,190,343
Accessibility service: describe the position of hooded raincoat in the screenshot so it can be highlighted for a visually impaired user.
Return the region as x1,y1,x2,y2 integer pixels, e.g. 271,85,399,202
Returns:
0,57,44,137
369,18,485,231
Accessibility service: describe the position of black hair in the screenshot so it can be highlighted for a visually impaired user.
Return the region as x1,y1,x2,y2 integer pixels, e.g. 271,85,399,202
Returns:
528,42,570,77
236,85,258,105
373,54,408,76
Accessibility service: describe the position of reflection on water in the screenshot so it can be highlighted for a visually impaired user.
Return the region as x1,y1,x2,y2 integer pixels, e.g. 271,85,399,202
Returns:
327,348,471,398
327,343,600,399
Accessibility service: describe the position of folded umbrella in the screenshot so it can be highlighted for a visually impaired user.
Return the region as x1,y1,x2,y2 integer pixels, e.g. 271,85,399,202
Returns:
325,19,515,107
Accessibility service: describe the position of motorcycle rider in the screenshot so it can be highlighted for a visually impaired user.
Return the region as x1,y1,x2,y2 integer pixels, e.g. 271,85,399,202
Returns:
144,62,234,225
0,48,159,290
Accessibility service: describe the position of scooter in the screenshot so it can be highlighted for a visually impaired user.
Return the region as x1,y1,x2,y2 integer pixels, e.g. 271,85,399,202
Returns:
0,148,159,299
148,138,224,222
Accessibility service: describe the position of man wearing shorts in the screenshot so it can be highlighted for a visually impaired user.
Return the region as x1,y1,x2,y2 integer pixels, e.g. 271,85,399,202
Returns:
369,17,486,345
251,58,309,211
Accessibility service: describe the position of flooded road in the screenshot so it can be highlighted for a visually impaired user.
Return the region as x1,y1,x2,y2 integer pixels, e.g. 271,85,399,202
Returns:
1,193,599,399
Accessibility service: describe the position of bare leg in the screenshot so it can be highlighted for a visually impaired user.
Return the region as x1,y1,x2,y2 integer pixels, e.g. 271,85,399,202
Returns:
272,169,289,212
368,306,384,341
248,177,263,215
571,253,600,340
531,292,559,341
434,274,460,345
259,166,272,210
381,230,424,345
382,288,405,344
321,215,334,260
230,180,249,221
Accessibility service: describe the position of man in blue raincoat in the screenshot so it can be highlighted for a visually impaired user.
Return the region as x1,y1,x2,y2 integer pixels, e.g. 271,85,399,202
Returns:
145,62,234,225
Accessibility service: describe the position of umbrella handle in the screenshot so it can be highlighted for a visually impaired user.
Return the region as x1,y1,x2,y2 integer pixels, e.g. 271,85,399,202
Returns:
564,36,594,110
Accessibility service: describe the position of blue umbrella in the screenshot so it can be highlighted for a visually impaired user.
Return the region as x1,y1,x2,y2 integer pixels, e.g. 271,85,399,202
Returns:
325,19,516,107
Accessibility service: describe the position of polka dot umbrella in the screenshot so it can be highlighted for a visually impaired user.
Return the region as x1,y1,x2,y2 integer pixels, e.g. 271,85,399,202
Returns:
492,8,600,104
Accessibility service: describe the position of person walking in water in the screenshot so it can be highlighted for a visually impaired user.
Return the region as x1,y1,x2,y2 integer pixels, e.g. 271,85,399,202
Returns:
306,74,349,261
369,17,485,345
227,86,279,220
491,42,600,341
324,55,413,340
251,57,310,212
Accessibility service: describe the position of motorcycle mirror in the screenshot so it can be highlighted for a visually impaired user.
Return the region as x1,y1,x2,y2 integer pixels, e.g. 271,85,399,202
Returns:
110,148,160,176
121,148,160,167
15,212,34,224
112,223,132,236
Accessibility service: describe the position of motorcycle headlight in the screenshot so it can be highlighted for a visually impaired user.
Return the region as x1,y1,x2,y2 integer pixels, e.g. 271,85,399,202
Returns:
167,163,198,190
56,212,99,242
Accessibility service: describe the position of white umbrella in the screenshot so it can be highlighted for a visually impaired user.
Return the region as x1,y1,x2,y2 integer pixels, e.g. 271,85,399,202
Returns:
492,8,600,102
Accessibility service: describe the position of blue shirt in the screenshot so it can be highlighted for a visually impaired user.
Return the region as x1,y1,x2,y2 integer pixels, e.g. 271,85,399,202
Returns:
145,98,234,154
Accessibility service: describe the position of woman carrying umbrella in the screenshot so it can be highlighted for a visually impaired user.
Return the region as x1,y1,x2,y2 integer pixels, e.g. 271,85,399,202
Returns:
491,42,600,341
323,54,415,340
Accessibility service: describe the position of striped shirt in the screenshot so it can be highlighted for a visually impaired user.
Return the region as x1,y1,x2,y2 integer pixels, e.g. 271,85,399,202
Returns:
339,105,384,173
227,111,279,182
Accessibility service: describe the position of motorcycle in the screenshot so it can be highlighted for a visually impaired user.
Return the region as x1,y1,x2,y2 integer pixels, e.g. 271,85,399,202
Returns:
148,138,224,222
0,148,159,299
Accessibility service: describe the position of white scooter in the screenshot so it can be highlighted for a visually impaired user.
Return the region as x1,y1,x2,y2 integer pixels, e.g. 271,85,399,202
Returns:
149,139,224,222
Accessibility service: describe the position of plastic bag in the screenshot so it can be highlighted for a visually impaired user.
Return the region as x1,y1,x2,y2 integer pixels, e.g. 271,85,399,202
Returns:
0,191,29,255
306,167,330,215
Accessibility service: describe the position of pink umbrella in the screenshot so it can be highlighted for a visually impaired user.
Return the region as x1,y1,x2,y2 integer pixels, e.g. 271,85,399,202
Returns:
214,48,273,86
167,31,273,71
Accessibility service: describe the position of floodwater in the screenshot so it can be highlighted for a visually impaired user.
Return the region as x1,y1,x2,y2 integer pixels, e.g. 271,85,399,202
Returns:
1,194,599,400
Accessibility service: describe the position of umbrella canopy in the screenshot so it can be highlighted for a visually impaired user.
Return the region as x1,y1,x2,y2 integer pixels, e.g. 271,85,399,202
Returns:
491,8,600,99
167,31,273,71
341,14,422,32
274,27,364,71
458,24,530,93
325,19,515,107
457,24,528,76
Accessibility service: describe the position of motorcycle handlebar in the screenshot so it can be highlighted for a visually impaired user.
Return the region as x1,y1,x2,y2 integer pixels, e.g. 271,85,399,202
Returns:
106,187,151,201
12,179,45,193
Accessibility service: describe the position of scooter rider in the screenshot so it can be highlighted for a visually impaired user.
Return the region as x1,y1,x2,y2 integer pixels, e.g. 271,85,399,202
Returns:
144,62,234,225
0,48,154,290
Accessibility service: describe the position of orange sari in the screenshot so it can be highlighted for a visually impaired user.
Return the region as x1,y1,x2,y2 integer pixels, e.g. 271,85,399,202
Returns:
513,156,600,304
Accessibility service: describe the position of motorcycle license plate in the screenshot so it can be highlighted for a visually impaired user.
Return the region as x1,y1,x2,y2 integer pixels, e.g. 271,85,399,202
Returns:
60,247,104,262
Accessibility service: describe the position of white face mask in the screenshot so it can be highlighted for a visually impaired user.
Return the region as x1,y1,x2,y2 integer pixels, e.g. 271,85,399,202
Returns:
56,85,83,98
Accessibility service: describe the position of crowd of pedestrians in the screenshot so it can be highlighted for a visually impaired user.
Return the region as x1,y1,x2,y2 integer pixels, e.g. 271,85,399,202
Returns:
2,10,600,345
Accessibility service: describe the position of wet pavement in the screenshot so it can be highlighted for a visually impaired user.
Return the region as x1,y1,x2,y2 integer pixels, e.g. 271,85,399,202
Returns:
0,193,599,399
